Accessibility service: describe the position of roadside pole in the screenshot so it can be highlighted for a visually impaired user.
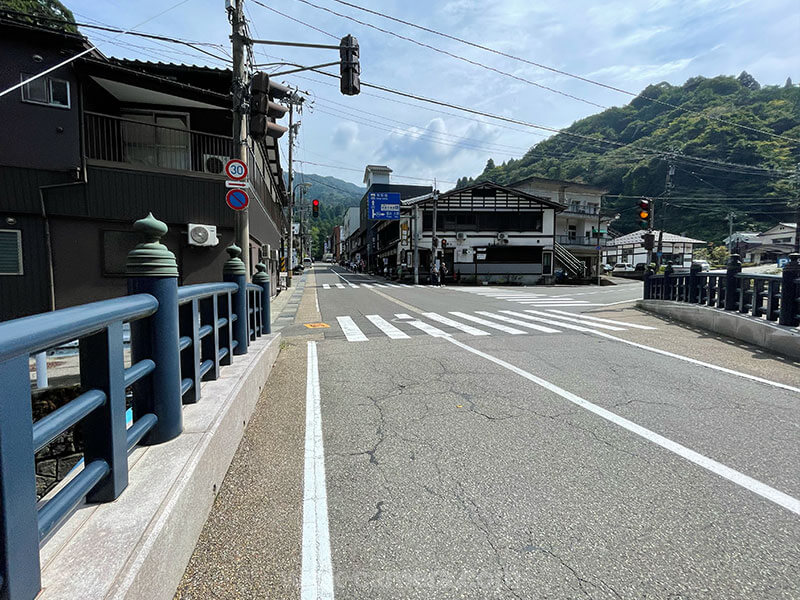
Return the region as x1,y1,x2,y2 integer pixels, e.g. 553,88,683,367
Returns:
413,204,420,284
596,208,602,286
287,103,294,288
230,0,250,278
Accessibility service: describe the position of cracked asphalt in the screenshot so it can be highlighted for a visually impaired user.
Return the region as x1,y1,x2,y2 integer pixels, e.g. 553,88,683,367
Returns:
178,266,800,599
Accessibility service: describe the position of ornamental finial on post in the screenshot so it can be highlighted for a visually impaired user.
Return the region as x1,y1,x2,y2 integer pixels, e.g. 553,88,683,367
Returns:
223,244,247,276
252,262,269,284
125,213,179,277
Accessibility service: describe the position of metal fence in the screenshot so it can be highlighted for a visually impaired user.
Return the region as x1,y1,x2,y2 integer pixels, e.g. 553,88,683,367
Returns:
644,254,800,328
0,216,272,600
555,235,607,247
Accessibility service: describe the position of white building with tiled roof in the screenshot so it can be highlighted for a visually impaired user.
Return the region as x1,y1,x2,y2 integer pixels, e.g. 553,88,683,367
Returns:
603,230,705,268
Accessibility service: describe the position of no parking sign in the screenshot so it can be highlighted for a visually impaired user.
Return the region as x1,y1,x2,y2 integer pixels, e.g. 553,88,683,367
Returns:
226,188,249,211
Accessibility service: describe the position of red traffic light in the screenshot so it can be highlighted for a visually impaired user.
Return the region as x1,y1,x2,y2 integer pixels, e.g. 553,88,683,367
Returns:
312,199,319,207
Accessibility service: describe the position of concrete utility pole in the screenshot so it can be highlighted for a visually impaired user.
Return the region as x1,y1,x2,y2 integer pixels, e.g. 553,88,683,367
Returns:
431,190,439,272
656,158,675,267
413,204,420,284
726,211,736,253
230,0,250,278
286,103,295,288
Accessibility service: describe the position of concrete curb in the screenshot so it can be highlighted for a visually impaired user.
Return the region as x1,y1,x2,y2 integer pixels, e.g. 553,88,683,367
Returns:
38,333,282,600
638,300,800,360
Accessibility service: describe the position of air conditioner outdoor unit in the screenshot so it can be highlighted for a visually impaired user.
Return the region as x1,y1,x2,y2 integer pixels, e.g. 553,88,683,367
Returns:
456,232,467,241
202,154,228,175
187,223,218,247
496,232,507,240
272,249,279,261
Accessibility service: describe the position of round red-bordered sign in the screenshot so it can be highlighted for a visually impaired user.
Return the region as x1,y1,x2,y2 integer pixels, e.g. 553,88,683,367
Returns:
226,188,249,211
225,159,248,180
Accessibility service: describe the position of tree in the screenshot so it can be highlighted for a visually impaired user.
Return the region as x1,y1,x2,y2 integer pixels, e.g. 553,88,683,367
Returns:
737,71,761,91
485,158,495,171
786,77,794,88
0,0,78,33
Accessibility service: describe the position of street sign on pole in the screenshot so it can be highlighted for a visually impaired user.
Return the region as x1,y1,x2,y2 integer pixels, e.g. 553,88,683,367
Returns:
225,158,248,180
226,188,249,211
225,180,249,188
368,192,401,219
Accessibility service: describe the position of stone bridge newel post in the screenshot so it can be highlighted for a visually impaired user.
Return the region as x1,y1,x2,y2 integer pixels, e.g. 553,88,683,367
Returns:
223,244,249,355
688,261,702,303
724,254,742,311
663,261,674,301
253,262,271,334
779,253,800,326
126,213,183,444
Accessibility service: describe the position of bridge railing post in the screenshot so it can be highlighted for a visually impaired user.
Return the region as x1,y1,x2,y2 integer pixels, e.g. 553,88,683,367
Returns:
643,263,655,299
223,245,249,355
126,213,183,444
688,262,702,303
0,355,41,600
253,262,272,334
663,262,674,301
779,253,800,326
724,254,742,311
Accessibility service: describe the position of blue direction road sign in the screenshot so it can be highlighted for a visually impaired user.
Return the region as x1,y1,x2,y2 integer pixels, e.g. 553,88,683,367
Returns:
778,257,790,268
368,192,401,220
226,188,249,211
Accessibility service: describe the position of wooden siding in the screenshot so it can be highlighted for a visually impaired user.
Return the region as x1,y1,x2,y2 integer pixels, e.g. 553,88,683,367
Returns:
0,215,51,321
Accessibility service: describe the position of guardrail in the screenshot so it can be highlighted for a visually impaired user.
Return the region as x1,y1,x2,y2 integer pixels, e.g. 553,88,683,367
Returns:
643,253,800,328
0,214,273,600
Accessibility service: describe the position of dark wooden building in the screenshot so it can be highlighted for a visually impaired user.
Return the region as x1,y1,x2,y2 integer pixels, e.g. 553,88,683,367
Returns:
0,13,288,321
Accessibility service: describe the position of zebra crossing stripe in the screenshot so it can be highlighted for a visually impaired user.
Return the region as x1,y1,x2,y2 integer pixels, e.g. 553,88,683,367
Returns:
366,315,410,339
349,284,359,288
405,319,451,338
395,313,413,320
322,284,330,289
336,316,368,342
361,283,374,288
475,311,561,334
335,283,345,289
524,310,626,331
448,312,527,335
421,312,490,336
500,310,593,333
546,310,657,330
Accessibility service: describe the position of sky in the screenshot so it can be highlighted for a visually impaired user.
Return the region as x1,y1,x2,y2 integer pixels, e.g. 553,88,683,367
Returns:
65,0,800,188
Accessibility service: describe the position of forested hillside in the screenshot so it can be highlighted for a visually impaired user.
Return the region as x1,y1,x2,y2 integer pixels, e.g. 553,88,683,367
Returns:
456,73,799,242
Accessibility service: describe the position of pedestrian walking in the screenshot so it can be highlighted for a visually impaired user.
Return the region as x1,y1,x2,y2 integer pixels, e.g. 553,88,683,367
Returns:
430,262,439,286
440,263,448,287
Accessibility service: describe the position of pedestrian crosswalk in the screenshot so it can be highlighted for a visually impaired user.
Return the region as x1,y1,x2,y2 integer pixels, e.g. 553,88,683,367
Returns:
452,287,607,308
324,309,655,343
319,282,412,290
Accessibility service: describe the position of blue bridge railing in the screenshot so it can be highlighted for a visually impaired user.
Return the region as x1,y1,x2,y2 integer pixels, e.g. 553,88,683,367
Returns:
643,253,800,328
0,215,273,600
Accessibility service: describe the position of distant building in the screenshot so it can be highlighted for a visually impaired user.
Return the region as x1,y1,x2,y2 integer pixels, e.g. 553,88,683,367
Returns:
750,223,797,264
603,230,705,268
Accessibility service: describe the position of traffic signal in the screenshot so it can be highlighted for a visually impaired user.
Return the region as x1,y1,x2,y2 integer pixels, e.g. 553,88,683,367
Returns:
638,199,651,229
339,35,360,96
312,198,320,218
249,72,289,141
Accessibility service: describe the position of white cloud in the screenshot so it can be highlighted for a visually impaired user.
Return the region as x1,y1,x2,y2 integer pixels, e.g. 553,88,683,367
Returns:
331,122,359,150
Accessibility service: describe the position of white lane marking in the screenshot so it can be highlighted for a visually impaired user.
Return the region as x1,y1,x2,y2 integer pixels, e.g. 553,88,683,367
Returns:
366,315,410,339
422,312,490,336
385,283,401,288
524,310,627,331
449,312,527,335
475,311,561,334
315,291,320,314
301,341,335,599
349,284,359,289
395,313,413,320
361,283,374,288
373,284,388,288
405,319,451,338
322,284,331,290
331,268,352,285
336,316,368,342
500,310,596,333
335,283,345,289
443,336,800,517
547,309,657,330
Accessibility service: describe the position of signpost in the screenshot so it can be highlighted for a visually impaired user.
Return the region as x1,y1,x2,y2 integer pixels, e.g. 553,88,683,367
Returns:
368,192,401,220
226,189,249,211
225,158,247,180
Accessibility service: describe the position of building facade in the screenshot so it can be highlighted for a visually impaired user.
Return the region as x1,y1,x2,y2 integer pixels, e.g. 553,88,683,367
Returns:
603,230,704,268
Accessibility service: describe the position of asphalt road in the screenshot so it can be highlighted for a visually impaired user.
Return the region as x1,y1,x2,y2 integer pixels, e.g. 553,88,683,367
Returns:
178,265,800,600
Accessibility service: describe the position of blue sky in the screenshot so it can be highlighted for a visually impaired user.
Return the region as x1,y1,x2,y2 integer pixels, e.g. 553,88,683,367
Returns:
67,0,799,187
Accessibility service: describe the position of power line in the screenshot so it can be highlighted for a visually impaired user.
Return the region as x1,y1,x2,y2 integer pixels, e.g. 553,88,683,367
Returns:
327,0,800,145
0,0,193,99
250,0,338,40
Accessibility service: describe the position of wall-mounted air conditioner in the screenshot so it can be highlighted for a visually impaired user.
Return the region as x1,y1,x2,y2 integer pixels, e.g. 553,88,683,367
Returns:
496,232,507,241
202,154,228,175
187,224,218,247
456,232,468,241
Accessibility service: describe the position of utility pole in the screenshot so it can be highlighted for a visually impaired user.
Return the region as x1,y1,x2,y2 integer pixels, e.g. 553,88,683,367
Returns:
412,204,420,284
656,157,675,267
726,211,736,254
230,0,250,277
286,103,295,288
431,190,439,274
794,164,800,253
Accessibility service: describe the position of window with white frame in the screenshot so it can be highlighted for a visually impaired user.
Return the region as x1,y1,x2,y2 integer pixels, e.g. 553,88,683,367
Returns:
0,230,23,275
20,73,71,108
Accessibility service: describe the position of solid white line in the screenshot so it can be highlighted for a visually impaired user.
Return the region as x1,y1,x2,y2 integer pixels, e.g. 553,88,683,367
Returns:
336,316,368,342
366,314,410,339
475,311,561,333
349,284,359,289
405,319,451,337
516,302,603,307
524,310,627,331
422,312,490,336
443,336,800,517
547,309,656,330
322,284,331,290
335,283,345,289
395,313,413,320
301,341,335,599
361,283,374,288
331,269,351,285
449,311,527,335
373,284,388,288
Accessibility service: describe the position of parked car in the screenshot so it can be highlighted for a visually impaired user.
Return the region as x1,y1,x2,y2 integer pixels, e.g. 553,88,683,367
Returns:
612,262,635,273
303,257,313,268
693,260,711,271
602,263,614,273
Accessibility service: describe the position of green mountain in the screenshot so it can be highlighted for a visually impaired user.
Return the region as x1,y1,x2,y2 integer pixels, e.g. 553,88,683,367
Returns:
282,172,365,258
456,73,799,242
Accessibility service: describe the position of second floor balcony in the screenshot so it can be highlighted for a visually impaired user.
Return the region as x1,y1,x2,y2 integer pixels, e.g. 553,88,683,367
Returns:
556,235,608,246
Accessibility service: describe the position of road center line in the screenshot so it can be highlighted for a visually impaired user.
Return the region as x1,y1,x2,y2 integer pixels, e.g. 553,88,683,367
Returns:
301,341,335,599
443,336,800,517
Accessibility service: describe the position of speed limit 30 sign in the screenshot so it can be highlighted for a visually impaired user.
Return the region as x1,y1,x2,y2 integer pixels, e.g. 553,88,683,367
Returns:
225,159,248,180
